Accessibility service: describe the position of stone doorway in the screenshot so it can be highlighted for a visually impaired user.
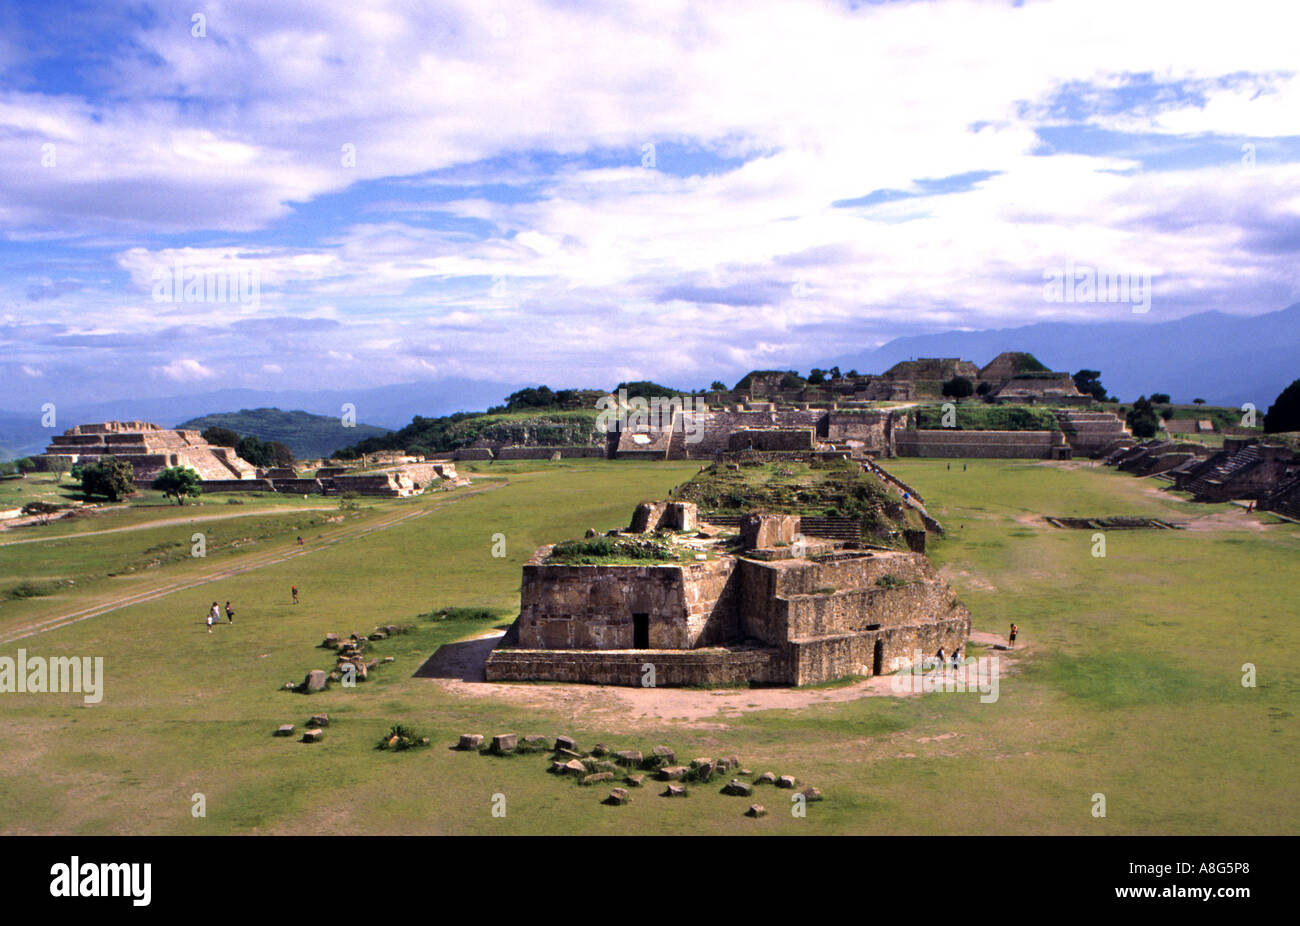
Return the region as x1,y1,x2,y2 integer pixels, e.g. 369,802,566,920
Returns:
633,613,650,649
873,638,884,676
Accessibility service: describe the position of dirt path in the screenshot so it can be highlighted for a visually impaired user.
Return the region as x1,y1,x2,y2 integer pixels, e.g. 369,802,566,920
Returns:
0,483,502,646
420,628,1023,727
0,506,339,546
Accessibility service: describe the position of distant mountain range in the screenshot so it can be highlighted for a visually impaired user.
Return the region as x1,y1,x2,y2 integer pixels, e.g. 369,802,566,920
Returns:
177,408,391,460
830,303,1300,409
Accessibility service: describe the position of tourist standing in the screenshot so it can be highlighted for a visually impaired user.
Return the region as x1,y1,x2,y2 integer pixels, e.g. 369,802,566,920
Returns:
292,585,299,605
1009,622,1018,647
225,601,234,624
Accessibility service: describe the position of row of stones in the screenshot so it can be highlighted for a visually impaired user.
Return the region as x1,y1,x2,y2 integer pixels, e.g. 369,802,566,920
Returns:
455,733,823,813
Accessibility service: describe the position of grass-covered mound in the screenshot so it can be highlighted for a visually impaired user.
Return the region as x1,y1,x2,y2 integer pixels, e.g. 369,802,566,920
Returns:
673,458,916,533
911,404,1059,431
547,535,689,565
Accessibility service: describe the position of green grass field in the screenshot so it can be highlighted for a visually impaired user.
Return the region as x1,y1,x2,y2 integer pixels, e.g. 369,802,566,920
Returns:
0,459,1295,835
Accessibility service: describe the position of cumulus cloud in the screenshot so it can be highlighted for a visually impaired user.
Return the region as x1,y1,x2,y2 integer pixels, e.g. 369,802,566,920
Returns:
158,358,216,382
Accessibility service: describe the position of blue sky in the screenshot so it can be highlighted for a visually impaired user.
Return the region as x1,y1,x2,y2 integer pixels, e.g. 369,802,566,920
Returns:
2,0,1298,408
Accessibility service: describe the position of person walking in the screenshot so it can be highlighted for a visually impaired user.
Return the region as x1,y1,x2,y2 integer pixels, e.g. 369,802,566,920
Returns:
224,601,234,624
206,602,218,634
292,585,299,605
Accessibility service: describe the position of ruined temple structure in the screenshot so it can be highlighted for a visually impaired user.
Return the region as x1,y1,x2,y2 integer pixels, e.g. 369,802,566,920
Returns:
1169,439,1300,502
484,501,971,687
41,421,256,482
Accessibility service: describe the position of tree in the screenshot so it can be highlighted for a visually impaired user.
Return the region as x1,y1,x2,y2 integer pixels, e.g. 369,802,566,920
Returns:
1150,393,1171,405
1264,378,1300,433
21,501,64,525
48,455,72,482
80,456,136,502
1126,396,1160,439
201,426,241,448
976,381,993,396
806,369,826,385
941,376,974,399
268,441,295,468
15,457,37,473
152,466,202,505
710,381,727,392
1160,406,1175,420
1193,398,1206,405
1073,370,1109,402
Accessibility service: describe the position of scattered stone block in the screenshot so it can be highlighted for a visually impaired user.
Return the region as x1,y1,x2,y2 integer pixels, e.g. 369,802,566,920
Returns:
800,787,824,802
554,735,577,752
383,625,400,635
756,771,777,785
625,774,644,787
615,749,643,767
747,804,767,817
490,733,517,754
382,656,394,663
321,633,339,649
605,788,630,805
556,747,584,759
302,669,328,692
562,759,586,776
549,761,568,774
591,743,610,757
369,631,387,641
309,714,329,728
455,734,484,751
585,528,598,538
738,769,751,776
657,765,688,781
777,775,796,789
652,745,675,764
690,758,717,781
301,728,324,743
582,772,615,786
722,779,754,797
662,784,687,797
274,724,295,737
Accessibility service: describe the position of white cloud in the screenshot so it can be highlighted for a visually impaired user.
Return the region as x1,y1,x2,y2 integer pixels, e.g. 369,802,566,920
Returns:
158,358,216,381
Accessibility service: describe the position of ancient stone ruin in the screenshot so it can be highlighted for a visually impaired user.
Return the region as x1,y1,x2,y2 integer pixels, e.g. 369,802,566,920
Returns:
41,421,256,482
484,500,971,687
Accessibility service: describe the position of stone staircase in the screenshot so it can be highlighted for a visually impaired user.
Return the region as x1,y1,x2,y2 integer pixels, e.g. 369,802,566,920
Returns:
1183,444,1264,498
1055,409,1131,457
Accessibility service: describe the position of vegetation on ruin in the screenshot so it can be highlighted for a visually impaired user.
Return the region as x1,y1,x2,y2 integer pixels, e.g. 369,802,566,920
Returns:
340,408,602,458
1264,378,1300,433
670,458,918,539
547,535,688,565
911,404,1059,431
733,370,807,391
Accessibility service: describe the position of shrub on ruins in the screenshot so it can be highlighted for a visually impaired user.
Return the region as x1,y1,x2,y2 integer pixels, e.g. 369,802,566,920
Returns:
807,369,827,385
201,426,240,448
1126,396,1160,439
15,457,37,473
547,536,677,565
941,376,974,398
1150,393,1171,405
235,435,295,468
152,466,203,505
376,723,429,751
1072,370,1110,402
1263,379,1300,433
79,456,136,502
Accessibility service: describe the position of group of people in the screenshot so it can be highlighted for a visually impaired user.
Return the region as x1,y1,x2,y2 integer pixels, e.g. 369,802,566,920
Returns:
205,601,234,633
204,587,301,632
935,646,964,670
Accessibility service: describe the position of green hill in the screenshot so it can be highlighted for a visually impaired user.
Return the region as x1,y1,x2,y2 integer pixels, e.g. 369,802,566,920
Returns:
179,408,390,460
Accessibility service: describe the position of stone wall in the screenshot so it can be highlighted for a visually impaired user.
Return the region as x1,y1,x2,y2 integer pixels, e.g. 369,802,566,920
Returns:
485,645,784,686
516,558,739,651
727,428,815,452
895,429,1067,458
